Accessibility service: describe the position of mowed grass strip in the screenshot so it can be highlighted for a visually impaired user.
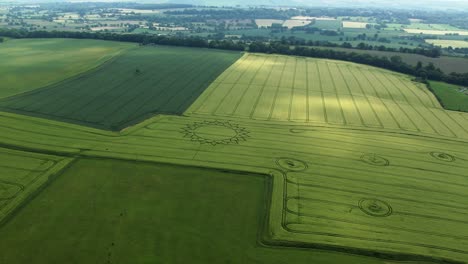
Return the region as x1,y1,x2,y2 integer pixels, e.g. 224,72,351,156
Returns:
0,38,133,99
0,46,242,130
0,158,382,264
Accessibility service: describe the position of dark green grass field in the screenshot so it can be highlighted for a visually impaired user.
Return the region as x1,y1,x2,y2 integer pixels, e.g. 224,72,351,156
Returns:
429,81,468,112
0,158,382,264
0,46,241,130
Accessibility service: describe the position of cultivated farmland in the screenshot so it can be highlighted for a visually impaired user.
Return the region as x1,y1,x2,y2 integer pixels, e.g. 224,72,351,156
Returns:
0,40,467,264
404,28,468,35
0,38,133,98
0,158,381,264
187,53,468,139
0,46,241,130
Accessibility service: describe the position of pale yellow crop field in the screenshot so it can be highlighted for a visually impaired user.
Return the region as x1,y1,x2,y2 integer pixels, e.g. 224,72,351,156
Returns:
187,53,468,140
404,28,468,35
342,21,368,28
283,19,312,28
255,19,284,27
426,39,468,48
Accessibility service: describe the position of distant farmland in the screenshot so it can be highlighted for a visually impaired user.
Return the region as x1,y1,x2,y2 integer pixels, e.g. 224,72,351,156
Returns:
0,46,241,130
312,46,468,74
426,39,468,48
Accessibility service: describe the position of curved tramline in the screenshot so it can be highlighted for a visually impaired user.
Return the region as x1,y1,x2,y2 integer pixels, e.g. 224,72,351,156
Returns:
0,40,467,264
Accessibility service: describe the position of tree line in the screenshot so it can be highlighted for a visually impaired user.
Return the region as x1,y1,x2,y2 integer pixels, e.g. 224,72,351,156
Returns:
1,28,467,86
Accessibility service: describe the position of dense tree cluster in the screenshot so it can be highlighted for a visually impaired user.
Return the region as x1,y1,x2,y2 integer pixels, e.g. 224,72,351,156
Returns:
264,36,442,58
1,28,466,86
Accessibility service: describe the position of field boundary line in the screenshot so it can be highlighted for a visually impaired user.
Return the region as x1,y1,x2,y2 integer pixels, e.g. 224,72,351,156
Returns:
189,53,249,114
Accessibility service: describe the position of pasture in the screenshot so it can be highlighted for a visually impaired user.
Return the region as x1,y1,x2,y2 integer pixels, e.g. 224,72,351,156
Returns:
0,40,467,263
0,46,241,130
0,38,133,98
429,81,468,112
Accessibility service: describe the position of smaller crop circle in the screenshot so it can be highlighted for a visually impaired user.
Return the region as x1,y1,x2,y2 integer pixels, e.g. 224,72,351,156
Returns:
430,152,455,162
359,198,392,217
360,153,389,166
276,158,308,172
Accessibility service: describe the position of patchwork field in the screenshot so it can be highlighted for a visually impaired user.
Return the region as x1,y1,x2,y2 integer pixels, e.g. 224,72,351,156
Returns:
0,38,133,98
0,40,467,263
0,46,241,130
0,158,381,264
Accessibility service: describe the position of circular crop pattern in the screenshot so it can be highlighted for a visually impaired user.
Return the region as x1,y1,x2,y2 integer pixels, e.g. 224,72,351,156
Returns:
360,153,389,166
430,152,455,162
181,120,249,146
276,158,308,172
359,198,393,217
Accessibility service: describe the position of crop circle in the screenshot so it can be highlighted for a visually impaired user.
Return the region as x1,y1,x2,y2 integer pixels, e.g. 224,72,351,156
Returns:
359,198,392,217
181,120,249,146
276,158,308,172
430,152,455,162
360,153,389,166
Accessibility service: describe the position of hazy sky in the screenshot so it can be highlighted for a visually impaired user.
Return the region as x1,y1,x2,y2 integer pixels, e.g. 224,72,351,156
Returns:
1,0,467,10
